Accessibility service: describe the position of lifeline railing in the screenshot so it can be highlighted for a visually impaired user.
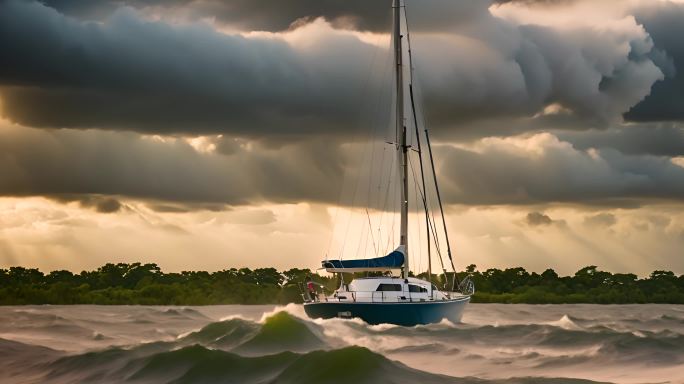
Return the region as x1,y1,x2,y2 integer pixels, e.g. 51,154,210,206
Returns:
330,290,434,303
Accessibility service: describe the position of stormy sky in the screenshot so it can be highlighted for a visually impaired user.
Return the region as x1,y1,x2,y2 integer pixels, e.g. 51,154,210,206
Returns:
1,0,683,275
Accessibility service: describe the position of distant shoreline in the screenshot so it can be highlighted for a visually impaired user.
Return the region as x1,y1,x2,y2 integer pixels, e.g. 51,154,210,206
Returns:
2,263,683,305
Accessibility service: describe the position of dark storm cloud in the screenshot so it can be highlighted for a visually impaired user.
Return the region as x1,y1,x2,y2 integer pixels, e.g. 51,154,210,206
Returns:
436,134,684,206
557,124,684,157
525,212,553,226
90,197,123,213
38,0,500,33
0,123,346,206
2,123,684,208
50,195,124,213
625,2,684,123
39,0,571,33
412,22,662,131
41,0,393,32
0,0,665,136
0,0,383,136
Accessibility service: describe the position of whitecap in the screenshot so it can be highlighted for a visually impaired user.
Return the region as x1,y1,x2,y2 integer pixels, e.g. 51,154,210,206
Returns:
632,330,647,338
547,314,584,331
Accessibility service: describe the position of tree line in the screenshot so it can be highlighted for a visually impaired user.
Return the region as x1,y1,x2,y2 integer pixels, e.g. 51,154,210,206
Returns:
1,263,683,305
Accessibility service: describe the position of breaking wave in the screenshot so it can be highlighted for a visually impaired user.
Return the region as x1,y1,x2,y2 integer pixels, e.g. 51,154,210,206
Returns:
178,318,259,348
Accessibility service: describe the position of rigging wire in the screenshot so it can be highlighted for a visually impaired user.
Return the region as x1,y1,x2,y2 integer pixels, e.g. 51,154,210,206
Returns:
408,83,433,283
424,130,460,290
362,44,396,258
403,5,438,276
387,168,399,253
374,146,388,256
404,3,461,289
355,208,369,260
326,29,388,262
322,1,464,291
411,84,448,281
410,156,420,275
366,38,395,258
335,26,396,262
380,153,397,254
365,209,379,255
408,154,445,272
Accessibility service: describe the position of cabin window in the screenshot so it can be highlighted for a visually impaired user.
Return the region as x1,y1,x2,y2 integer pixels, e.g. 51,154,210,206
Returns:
376,283,402,292
408,284,428,293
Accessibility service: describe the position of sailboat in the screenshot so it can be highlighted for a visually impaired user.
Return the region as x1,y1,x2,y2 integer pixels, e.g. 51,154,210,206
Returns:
303,0,474,326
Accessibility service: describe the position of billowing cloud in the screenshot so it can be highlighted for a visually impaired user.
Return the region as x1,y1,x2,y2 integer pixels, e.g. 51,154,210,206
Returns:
625,1,684,122
556,123,684,157
0,1,386,136
438,133,684,206
0,0,666,137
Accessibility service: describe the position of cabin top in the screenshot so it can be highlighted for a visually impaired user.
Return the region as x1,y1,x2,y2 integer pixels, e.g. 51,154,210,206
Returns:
348,277,436,293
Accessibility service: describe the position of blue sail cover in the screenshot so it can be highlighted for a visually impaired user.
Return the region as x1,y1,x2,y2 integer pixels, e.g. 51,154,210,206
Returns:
322,249,405,272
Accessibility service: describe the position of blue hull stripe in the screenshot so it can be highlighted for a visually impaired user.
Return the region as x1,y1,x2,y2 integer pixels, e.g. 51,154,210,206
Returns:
303,298,470,326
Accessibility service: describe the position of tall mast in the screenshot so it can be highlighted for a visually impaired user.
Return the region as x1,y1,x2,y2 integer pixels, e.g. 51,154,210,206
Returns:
393,0,409,279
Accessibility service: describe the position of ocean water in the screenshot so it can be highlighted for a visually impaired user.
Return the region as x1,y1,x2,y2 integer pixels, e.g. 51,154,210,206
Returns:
0,304,682,384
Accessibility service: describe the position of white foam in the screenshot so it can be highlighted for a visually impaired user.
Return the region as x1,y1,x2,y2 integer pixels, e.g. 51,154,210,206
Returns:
257,303,307,323
218,314,253,322
547,314,584,331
